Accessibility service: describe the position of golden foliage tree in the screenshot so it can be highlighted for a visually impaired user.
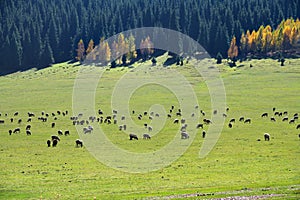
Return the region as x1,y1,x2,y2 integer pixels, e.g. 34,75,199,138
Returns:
227,36,238,61
76,39,85,62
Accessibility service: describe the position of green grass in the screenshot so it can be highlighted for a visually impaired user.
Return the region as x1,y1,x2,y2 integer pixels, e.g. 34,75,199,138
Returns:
0,58,299,199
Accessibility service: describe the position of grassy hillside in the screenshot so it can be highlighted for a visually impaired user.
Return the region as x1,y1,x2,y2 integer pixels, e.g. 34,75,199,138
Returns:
0,58,299,199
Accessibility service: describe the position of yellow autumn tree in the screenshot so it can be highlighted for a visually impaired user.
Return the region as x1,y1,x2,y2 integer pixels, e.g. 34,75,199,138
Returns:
76,39,85,63
227,36,238,65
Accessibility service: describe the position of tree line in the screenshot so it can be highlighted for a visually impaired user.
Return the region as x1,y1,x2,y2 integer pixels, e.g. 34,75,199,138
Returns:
227,18,300,65
0,0,299,74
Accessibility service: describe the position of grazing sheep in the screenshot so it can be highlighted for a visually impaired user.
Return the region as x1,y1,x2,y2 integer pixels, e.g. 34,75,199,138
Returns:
144,111,148,116
27,118,32,122
138,116,142,120
47,140,51,147
75,139,83,147
121,115,125,120
14,112,19,116
8,129,12,135
52,139,58,147
176,112,181,116
200,110,205,116
18,119,22,124
51,122,55,128
123,124,127,130
129,133,138,140
289,119,295,124
150,112,154,116
244,118,251,123
169,109,173,113
278,112,283,117
274,111,279,116
283,111,288,115
196,123,203,129
51,135,60,141
57,111,61,115
155,113,160,117
264,133,270,141
296,124,300,129
173,119,179,124
58,130,63,135
64,130,70,136
144,123,148,128
28,112,35,117
282,117,288,122
171,105,174,110
298,134,300,138
223,113,227,117
26,130,31,135
191,113,195,117
202,130,206,138
83,128,92,134
119,125,123,131
149,116,153,120
113,119,117,124
13,128,20,133
10,118,13,123
181,118,186,124
228,123,233,128
261,113,268,117
213,110,217,115
112,110,118,114
294,116,299,120
143,133,151,139
132,110,135,114
229,118,235,123
195,105,199,109
270,117,276,122
0,120,4,124
226,107,230,112
26,125,31,130
203,119,212,125
181,131,189,139
148,126,153,132
272,107,276,112
167,114,172,118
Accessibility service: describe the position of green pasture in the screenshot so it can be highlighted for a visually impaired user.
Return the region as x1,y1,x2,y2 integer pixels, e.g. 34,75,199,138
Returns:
0,58,299,199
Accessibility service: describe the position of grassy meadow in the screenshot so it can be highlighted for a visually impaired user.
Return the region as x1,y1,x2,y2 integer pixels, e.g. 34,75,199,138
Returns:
0,57,299,199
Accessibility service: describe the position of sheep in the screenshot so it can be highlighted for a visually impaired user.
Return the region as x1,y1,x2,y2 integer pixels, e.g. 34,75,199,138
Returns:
196,123,203,129
200,110,205,116
75,139,83,147
173,119,179,124
144,111,148,116
27,118,32,122
239,117,245,122
261,113,268,117
57,111,61,115
26,130,31,135
121,115,125,120
112,110,118,114
191,113,195,117
119,125,123,131
283,111,288,115
51,122,55,128
26,125,31,130
229,118,235,123
202,130,206,138
58,130,63,135
28,112,35,117
264,133,270,141
181,124,187,131
144,123,148,128
13,128,20,133
167,114,172,118
171,105,175,110
270,117,276,122
52,139,58,147
10,118,13,123
282,117,288,122
155,113,160,117
244,118,251,123
203,119,212,125
148,126,153,132
51,135,60,141
129,133,138,140
181,118,186,124
272,107,276,112
289,119,295,124
296,124,300,129
181,131,189,139
18,119,22,124
223,113,227,117
294,116,299,120
47,139,51,147
0,120,4,124
14,112,19,116
213,110,217,115
123,124,127,130
8,130,12,135
143,133,151,139
274,111,279,116
228,123,233,128
64,130,70,136
176,112,181,116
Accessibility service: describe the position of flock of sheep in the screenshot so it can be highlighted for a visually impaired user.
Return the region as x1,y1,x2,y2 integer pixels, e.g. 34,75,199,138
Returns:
1,105,299,149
